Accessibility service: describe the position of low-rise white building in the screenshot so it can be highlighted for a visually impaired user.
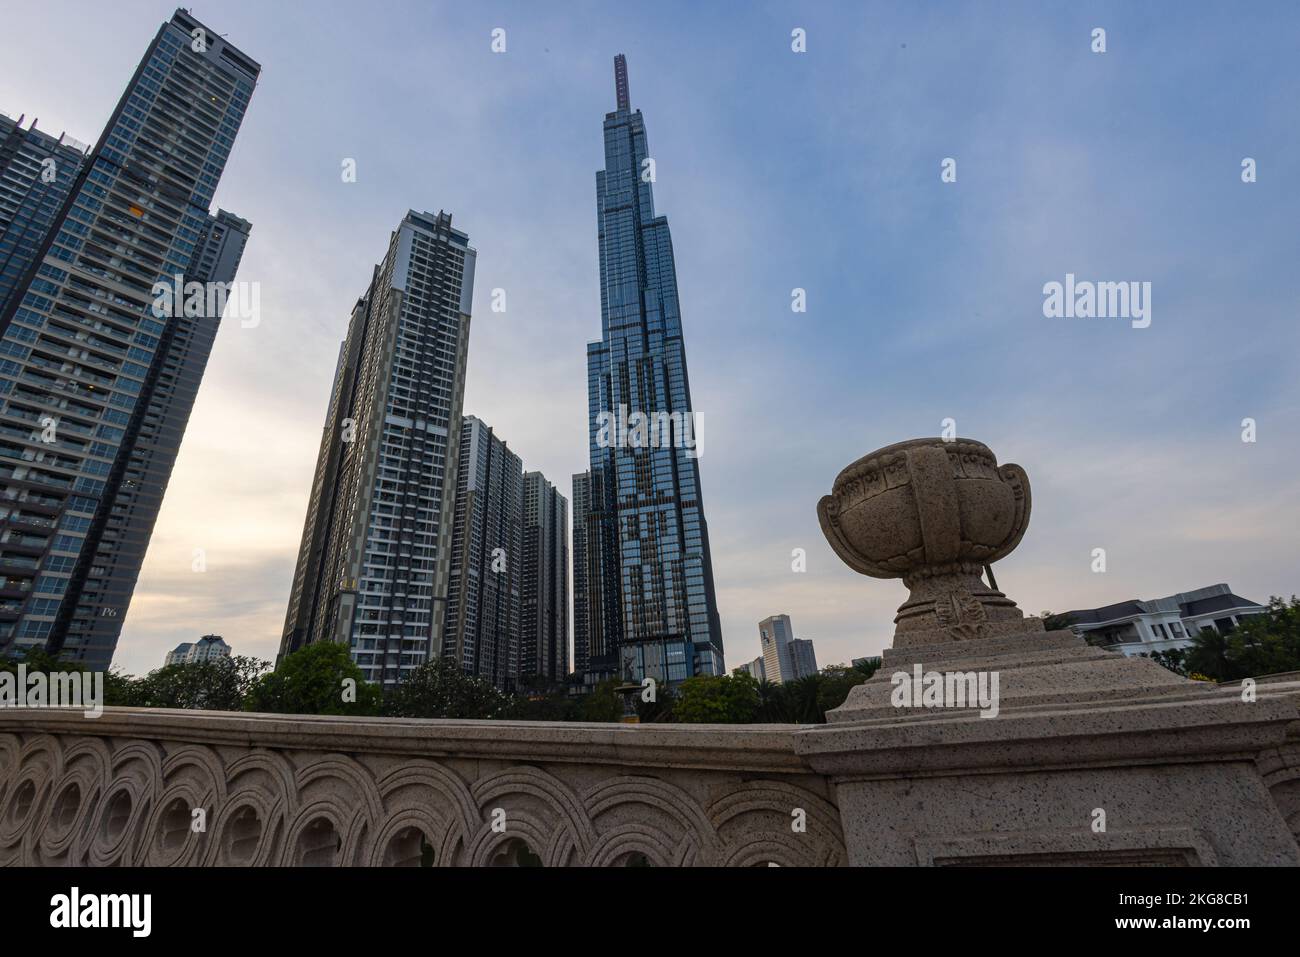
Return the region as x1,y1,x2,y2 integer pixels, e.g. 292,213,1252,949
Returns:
164,634,232,667
1062,584,1265,656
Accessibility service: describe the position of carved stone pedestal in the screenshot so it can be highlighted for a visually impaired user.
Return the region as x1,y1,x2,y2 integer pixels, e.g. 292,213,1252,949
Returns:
808,436,1300,866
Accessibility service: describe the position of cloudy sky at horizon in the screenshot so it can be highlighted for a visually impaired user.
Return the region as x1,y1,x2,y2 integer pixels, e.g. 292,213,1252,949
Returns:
3,0,1298,677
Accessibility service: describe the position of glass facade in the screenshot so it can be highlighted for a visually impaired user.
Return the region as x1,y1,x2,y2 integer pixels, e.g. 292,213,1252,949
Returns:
584,56,723,684
0,10,259,668
281,210,476,688
442,416,522,690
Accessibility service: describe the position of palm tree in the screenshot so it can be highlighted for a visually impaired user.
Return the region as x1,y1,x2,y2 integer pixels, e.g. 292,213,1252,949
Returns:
1184,626,1236,681
754,679,791,722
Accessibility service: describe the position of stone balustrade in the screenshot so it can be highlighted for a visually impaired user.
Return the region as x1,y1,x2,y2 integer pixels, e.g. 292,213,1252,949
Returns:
3,684,1300,866
0,707,846,867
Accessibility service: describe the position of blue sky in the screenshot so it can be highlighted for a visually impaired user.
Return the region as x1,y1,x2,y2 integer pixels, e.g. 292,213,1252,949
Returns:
3,1,1297,676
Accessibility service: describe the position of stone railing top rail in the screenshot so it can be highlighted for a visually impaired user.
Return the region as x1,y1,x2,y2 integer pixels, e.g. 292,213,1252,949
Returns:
0,707,814,774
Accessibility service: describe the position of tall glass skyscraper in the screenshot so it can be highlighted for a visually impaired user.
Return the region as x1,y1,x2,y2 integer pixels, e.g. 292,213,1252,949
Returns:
584,55,723,684
0,10,259,668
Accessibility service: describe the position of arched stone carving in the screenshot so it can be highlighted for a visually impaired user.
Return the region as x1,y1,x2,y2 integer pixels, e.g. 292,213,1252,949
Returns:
206,749,297,866
286,754,385,866
371,763,477,867
467,766,593,867
709,781,846,867
582,775,719,866
0,717,855,867
140,744,227,866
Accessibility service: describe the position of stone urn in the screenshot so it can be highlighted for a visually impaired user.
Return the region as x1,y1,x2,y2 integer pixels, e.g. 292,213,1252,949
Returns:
817,437,1042,649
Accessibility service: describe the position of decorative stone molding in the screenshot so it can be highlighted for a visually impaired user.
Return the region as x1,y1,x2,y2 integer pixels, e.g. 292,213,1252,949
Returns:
807,436,1300,866
0,709,846,867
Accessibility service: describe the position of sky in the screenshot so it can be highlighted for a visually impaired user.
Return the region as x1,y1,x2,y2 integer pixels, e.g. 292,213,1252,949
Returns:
2,0,1298,677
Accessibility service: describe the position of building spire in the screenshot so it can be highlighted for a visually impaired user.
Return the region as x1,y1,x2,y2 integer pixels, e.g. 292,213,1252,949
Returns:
614,54,630,111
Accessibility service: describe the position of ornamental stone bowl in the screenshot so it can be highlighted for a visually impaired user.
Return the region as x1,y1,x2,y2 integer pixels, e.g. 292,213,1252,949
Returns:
817,437,1043,649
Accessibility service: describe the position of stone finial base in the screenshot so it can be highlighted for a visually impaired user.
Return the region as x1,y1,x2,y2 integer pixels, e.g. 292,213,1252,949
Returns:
796,629,1300,866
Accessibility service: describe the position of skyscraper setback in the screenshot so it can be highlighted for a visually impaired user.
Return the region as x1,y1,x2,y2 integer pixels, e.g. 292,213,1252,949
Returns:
583,55,724,684
280,210,476,687
0,10,258,669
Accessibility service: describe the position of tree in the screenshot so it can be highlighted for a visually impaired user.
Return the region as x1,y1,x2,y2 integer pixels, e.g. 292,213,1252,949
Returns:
1145,648,1188,677
637,678,676,723
383,656,512,719
577,678,624,722
672,672,760,724
1184,626,1236,681
1039,611,1076,633
1225,597,1300,678
244,641,381,715
125,656,269,711
1,649,136,708
852,657,882,679
813,664,871,720
753,679,792,723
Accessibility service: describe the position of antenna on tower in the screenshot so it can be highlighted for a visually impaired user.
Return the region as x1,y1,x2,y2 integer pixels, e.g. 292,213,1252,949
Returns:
614,54,630,111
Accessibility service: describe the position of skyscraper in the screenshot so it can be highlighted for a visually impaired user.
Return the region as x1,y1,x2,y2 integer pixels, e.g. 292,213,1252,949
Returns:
0,10,259,668
584,55,723,685
521,471,568,683
789,638,818,680
443,416,522,690
570,470,591,676
757,614,817,684
0,116,89,315
759,614,794,685
280,210,476,686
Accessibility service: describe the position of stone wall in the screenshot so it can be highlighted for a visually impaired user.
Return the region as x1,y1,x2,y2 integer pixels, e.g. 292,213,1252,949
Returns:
0,708,846,867
4,686,1299,866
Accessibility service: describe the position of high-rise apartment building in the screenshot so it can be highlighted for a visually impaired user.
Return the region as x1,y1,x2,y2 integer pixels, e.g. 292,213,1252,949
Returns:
0,10,259,668
521,471,568,683
164,633,230,666
442,416,522,690
280,210,476,686
759,614,795,685
789,638,818,680
735,656,765,682
583,55,723,685
0,116,89,315
570,470,590,677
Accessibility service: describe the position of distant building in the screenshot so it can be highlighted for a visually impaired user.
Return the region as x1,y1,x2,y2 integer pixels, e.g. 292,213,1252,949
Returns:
571,471,591,677
443,417,522,691
759,615,793,683
1063,583,1266,656
790,638,818,679
757,615,818,683
735,656,765,682
165,634,231,666
521,471,568,683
